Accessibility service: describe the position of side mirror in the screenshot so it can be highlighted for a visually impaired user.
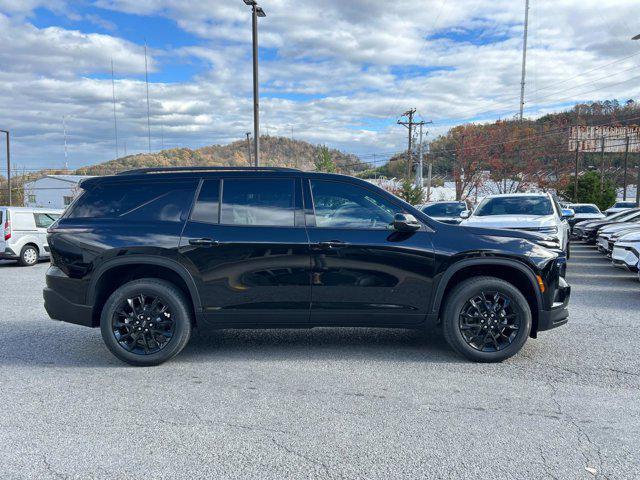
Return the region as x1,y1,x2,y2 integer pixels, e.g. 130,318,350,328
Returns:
460,210,471,219
392,213,420,232
561,208,575,220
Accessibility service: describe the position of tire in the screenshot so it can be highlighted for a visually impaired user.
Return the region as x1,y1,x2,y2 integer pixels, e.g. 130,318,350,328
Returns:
18,244,39,267
566,241,570,260
100,278,193,366
442,276,532,363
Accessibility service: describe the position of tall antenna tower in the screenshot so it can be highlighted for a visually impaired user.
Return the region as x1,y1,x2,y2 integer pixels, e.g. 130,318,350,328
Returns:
144,41,151,153
62,116,68,170
111,59,119,159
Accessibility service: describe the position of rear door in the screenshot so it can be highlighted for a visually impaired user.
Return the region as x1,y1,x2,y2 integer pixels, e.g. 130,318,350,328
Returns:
305,178,435,326
179,176,311,326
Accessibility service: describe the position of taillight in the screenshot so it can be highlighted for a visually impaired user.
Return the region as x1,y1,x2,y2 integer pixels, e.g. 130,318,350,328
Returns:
3,220,10,241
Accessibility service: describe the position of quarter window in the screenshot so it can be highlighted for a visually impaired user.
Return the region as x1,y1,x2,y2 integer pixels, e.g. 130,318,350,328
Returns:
310,180,397,229
34,213,60,228
220,179,295,226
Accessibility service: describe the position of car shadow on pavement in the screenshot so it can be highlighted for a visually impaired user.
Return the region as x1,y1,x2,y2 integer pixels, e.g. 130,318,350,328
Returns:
0,322,462,368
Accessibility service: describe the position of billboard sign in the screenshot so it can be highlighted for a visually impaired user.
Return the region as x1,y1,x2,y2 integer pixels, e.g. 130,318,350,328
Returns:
569,125,640,153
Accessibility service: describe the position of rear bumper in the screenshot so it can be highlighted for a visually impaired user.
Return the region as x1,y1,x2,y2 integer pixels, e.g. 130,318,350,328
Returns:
0,247,18,260
537,276,570,331
43,287,94,328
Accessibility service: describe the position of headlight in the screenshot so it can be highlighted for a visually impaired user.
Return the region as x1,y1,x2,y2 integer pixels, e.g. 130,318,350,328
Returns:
537,226,558,234
536,238,561,249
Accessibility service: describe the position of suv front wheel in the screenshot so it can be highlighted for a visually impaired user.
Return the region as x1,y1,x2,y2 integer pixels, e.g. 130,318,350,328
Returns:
100,278,193,366
442,276,532,362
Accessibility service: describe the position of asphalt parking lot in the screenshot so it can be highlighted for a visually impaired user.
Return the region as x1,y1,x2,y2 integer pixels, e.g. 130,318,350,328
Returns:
0,243,638,480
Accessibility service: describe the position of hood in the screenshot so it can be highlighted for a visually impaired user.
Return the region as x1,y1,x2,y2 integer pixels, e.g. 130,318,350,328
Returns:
574,213,605,219
618,230,640,242
600,222,640,234
460,224,549,243
462,214,555,230
582,219,622,230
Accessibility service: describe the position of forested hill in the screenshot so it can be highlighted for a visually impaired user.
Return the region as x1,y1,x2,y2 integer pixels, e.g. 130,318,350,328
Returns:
75,136,360,175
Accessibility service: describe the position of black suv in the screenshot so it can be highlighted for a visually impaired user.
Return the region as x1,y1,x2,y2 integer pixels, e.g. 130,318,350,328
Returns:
44,167,570,365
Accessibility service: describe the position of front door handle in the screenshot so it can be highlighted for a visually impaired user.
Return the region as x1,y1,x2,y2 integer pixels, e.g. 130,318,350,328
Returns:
315,240,350,249
189,238,220,247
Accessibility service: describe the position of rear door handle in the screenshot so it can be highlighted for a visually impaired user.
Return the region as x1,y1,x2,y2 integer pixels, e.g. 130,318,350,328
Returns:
189,238,220,247
315,240,350,249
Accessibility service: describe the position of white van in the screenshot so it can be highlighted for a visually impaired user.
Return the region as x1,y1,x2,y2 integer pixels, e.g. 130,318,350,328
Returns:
0,207,63,266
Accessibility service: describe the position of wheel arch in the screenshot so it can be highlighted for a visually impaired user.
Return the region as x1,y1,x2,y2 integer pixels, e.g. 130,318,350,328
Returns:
432,258,543,337
87,256,201,328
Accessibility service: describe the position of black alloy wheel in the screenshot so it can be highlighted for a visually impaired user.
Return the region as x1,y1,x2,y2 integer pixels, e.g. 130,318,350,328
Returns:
100,279,192,366
458,291,521,352
111,293,175,355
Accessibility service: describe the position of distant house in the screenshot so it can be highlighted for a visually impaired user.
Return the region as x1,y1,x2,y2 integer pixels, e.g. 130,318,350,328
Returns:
23,175,93,209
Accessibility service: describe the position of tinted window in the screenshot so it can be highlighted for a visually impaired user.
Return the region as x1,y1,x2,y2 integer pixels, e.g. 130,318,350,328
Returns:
422,202,466,217
66,180,197,222
191,179,220,224
220,179,295,226
614,202,636,208
572,205,600,214
311,180,396,229
34,213,60,228
474,196,553,216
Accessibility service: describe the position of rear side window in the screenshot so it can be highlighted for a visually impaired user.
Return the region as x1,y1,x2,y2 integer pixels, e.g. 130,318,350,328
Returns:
191,179,220,224
34,213,60,228
13,212,36,230
66,180,197,222
220,178,295,226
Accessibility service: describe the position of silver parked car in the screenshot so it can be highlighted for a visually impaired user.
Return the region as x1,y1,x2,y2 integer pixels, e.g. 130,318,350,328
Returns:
0,207,62,266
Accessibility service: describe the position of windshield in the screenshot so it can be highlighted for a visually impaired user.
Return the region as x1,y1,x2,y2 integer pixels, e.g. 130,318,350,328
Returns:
422,202,466,217
474,196,553,217
613,202,636,208
571,205,600,214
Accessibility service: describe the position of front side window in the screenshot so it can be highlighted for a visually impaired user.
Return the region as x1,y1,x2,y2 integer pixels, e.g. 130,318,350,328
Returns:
474,196,553,217
34,213,60,228
220,178,295,226
311,180,396,229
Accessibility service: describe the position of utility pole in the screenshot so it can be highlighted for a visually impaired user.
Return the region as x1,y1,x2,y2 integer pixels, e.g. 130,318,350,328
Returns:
144,41,151,153
111,59,119,159
0,129,10,206
623,136,629,200
573,141,580,202
426,144,433,201
245,132,253,164
416,123,424,187
519,0,530,121
600,135,605,195
398,109,428,180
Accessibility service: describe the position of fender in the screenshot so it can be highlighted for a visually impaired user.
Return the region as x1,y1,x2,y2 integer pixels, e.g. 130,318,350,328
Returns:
429,257,543,315
87,255,202,311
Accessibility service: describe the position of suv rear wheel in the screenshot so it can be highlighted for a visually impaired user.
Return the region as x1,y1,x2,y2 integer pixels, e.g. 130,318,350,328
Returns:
18,244,39,267
100,279,192,366
442,276,532,362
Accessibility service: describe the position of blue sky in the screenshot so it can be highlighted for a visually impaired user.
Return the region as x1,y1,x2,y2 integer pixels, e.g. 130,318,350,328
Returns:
0,0,638,170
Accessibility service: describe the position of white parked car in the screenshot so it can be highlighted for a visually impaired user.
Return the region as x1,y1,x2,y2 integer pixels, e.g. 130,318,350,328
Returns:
566,203,604,233
0,206,62,266
461,193,572,255
611,230,640,272
605,201,636,216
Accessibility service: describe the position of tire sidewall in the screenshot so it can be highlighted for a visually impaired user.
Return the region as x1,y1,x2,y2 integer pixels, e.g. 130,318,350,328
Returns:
443,277,532,362
100,279,192,366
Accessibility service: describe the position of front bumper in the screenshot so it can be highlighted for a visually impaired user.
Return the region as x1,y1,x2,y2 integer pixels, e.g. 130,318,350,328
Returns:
537,276,571,331
612,244,640,272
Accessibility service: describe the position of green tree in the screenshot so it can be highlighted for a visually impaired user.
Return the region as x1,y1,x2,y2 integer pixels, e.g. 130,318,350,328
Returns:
562,171,616,210
314,145,337,173
394,179,425,205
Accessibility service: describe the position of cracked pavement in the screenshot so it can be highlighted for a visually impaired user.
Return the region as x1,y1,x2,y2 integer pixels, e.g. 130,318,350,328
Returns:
0,241,638,479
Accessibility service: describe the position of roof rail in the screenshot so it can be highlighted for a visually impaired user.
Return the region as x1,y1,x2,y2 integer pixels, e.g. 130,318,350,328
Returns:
117,166,300,175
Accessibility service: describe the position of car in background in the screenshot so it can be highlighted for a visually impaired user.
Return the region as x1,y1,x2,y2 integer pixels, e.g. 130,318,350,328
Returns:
576,208,640,244
0,206,62,266
461,193,572,255
612,230,640,272
566,203,604,232
417,201,468,224
596,220,640,255
605,201,636,216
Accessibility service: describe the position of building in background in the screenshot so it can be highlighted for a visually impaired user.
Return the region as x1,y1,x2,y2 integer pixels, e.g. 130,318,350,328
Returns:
23,175,93,209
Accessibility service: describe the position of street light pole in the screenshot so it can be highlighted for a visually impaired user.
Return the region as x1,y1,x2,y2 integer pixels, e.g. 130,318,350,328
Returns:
0,130,10,206
243,0,266,167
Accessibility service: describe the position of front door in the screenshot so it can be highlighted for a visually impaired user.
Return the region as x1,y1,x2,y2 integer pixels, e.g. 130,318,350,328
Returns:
305,178,435,326
180,177,311,326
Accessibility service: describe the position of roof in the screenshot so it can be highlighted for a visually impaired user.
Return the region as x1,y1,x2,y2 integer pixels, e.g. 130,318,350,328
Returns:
482,192,550,199
0,206,64,212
